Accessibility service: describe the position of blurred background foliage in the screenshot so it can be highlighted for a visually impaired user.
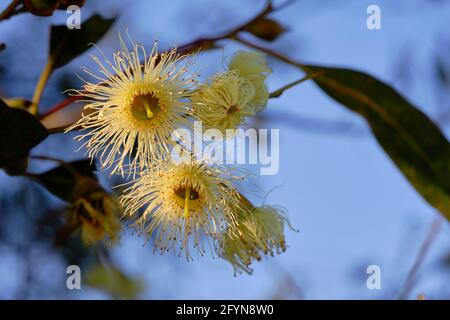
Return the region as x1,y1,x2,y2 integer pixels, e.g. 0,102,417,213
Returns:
0,0,449,299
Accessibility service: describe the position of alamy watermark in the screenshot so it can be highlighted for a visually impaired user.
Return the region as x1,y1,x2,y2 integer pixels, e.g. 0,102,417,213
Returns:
366,265,381,290
66,5,81,29
66,265,81,290
366,5,382,30
171,121,280,176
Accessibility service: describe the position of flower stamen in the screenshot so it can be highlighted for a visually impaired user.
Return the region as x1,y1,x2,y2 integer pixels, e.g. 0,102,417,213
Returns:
131,93,160,120
184,187,191,219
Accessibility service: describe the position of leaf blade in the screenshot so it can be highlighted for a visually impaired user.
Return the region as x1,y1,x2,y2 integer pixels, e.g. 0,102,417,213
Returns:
0,99,49,174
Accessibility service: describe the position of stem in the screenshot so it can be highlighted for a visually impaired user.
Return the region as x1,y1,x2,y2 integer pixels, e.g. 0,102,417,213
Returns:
269,72,323,98
234,36,304,69
47,125,72,134
31,57,54,115
175,2,273,55
22,172,40,179
143,100,154,118
30,154,80,177
174,0,297,55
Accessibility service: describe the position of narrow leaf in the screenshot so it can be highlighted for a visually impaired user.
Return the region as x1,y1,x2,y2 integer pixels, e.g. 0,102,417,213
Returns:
36,159,96,201
303,65,450,219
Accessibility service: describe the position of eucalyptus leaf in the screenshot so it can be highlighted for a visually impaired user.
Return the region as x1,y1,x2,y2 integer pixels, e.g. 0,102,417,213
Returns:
0,99,48,174
36,159,96,201
50,14,115,70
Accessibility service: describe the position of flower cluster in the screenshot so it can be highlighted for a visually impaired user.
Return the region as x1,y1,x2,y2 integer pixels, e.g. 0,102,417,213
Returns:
67,37,291,274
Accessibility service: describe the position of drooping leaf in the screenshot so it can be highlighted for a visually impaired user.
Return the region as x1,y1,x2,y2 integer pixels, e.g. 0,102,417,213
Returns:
50,14,115,70
435,56,450,88
36,159,96,201
0,99,49,174
302,65,450,219
244,17,286,42
269,72,323,98
85,263,144,299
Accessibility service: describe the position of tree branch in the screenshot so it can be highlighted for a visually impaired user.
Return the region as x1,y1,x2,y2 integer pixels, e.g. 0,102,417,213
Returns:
0,0,23,22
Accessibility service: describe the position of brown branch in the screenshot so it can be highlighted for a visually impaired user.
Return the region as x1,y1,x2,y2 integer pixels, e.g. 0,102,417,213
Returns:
0,0,23,21
269,72,323,98
234,35,305,68
29,154,80,177
36,0,298,121
175,0,274,55
46,125,72,134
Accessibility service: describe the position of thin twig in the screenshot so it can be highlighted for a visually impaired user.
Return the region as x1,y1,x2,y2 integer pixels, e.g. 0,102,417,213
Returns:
30,57,54,114
29,154,80,176
174,0,274,55
396,216,444,299
275,0,300,12
37,0,301,123
35,1,280,119
234,36,305,68
46,125,72,134
263,109,367,137
269,71,323,98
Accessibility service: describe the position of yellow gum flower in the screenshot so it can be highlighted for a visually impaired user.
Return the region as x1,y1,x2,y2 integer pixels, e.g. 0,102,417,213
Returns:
120,159,244,260
67,177,122,246
221,205,288,275
191,70,256,133
67,36,198,176
228,51,272,112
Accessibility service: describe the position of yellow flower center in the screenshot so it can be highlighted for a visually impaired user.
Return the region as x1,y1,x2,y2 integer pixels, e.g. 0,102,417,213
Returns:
131,93,161,120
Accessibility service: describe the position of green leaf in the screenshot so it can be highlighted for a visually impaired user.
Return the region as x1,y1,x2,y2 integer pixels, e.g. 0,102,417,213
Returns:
302,65,450,219
36,159,96,201
244,17,287,42
50,14,115,70
0,99,49,174
24,0,60,16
